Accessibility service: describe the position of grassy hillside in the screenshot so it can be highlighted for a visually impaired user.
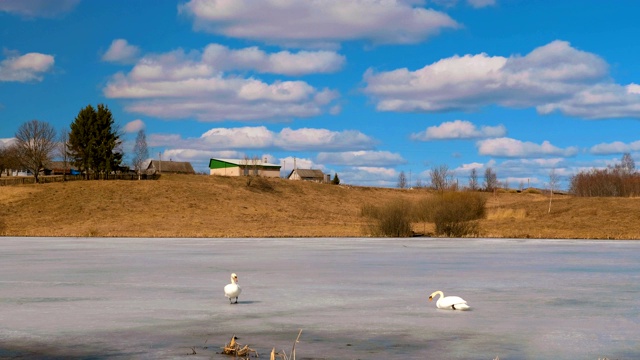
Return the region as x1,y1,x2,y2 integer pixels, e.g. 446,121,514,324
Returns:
1,174,639,239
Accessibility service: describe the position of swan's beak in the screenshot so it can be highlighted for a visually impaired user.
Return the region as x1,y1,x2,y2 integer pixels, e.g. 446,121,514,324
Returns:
428,296,433,301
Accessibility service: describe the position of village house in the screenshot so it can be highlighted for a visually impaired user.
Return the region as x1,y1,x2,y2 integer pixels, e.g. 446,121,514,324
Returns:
146,160,195,175
209,158,281,178
287,168,330,183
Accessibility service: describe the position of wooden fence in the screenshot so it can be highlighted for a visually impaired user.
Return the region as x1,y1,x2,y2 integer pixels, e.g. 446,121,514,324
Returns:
0,173,161,186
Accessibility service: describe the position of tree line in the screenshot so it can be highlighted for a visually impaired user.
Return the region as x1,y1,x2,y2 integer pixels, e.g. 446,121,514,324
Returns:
397,164,499,192
570,153,639,197
0,104,149,183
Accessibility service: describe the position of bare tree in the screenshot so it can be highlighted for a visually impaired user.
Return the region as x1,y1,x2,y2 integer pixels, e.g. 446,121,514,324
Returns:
548,168,559,213
14,120,57,183
132,129,149,180
0,143,8,177
241,155,250,176
430,164,451,191
620,152,635,174
57,130,70,181
483,167,498,192
397,171,407,189
468,168,479,191
250,155,260,176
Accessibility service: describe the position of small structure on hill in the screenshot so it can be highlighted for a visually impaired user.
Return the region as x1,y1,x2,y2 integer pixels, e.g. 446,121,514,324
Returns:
209,158,281,178
146,160,195,175
43,161,80,175
287,168,329,183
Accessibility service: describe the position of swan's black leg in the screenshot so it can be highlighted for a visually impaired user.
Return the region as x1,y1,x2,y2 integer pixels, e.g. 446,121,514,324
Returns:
452,305,456,310
234,297,238,304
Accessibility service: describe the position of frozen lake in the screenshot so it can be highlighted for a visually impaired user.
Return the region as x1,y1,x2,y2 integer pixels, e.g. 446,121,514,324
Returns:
1,237,639,359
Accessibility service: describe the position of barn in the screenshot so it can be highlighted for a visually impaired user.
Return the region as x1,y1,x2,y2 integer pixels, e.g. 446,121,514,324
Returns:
209,158,281,178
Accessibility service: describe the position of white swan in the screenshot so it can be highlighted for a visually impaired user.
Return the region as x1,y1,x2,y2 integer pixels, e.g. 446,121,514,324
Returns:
224,273,241,304
428,290,470,310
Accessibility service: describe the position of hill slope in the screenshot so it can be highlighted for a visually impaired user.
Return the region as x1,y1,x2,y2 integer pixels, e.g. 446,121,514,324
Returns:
1,175,639,239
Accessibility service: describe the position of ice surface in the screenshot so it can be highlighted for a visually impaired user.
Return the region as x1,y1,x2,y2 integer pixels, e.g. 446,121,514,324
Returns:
0,238,639,359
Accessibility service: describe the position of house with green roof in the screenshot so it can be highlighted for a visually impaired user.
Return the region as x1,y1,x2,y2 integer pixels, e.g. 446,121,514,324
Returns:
209,158,281,178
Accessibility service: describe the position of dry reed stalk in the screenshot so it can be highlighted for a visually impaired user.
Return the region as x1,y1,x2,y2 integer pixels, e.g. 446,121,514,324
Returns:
221,335,258,358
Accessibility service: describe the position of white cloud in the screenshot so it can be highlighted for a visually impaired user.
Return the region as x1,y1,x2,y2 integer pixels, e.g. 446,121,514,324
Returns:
279,156,318,172
103,46,340,121
589,140,640,155
0,0,80,17
364,40,640,119
339,166,399,187
124,119,145,133
200,126,275,149
537,84,640,119
275,128,376,151
179,0,459,48
102,39,141,64
202,44,345,75
316,151,405,166
0,52,55,82
149,126,376,152
411,120,506,140
477,137,579,158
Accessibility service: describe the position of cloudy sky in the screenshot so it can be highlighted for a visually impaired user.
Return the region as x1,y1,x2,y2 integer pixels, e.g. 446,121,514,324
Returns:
2,0,640,189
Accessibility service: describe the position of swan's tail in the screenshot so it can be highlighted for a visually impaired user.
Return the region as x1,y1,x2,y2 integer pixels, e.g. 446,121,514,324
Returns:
453,303,470,310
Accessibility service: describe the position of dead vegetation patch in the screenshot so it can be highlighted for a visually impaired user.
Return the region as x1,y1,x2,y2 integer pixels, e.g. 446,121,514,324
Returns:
2,174,640,239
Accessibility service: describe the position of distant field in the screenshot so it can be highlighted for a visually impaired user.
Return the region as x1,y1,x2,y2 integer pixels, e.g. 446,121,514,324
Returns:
1,174,639,239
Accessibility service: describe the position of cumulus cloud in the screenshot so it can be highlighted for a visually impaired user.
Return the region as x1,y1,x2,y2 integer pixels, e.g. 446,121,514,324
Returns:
103,46,340,121
316,151,405,166
477,137,579,158
0,52,55,82
280,156,318,172
274,128,376,151
179,0,459,48
200,126,275,149
589,140,640,155
339,166,400,187
149,126,376,152
0,0,80,18
124,119,145,133
202,44,345,75
411,120,506,140
364,40,640,119
102,39,141,64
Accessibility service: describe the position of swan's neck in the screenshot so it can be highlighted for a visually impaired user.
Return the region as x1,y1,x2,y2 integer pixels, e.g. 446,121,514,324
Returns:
434,291,444,300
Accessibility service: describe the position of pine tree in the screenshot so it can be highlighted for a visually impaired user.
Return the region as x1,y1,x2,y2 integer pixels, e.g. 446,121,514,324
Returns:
68,104,122,179
332,173,340,185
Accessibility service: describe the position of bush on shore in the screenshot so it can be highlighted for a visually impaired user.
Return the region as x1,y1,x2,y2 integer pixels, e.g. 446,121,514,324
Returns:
361,199,413,237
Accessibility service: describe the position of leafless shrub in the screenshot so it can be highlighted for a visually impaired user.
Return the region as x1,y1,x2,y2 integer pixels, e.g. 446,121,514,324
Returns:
417,191,486,237
246,176,274,192
361,199,413,237
570,168,640,197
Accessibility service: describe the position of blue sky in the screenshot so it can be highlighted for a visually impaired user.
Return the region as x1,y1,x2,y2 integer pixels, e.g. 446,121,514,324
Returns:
2,0,640,189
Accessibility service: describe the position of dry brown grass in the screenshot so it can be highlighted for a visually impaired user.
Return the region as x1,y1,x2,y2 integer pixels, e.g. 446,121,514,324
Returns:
2,174,640,239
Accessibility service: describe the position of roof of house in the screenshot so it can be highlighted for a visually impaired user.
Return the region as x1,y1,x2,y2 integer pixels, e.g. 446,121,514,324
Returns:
288,168,325,180
147,160,195,174
209,158,281,168
44,161,78,170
